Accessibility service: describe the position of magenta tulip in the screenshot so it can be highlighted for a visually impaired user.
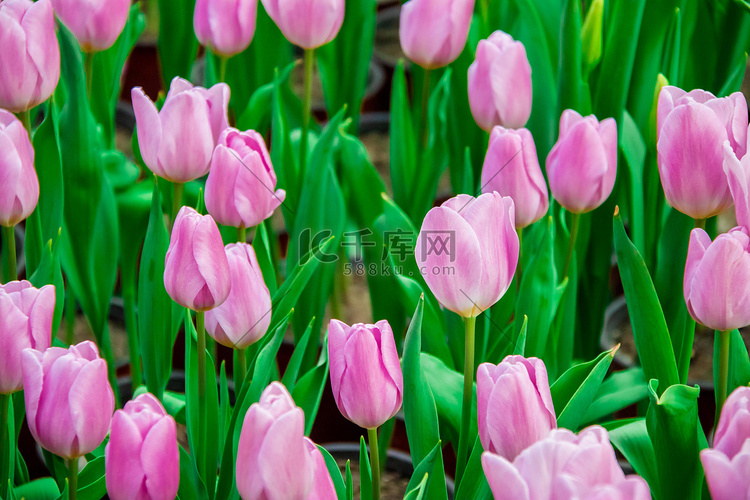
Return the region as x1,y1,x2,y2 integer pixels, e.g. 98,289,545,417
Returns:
205,128,286,228
547,110,617,214
236,382,314,500
105,393,179,500
260,0,344,49
328,319,403,429
468,31,532,131
415,192,518,318
399,0,475,69
0,109,39,227
164,206,231,312
305,438,337,500
194,0,257,56
481,426,651,500
205,243,271,349
21,341,114,459
132,77,229,183
477,356,556,461
481,126,548,228
51,0,130,52
0,0,60,113
657,86,747,220
0,281,54,394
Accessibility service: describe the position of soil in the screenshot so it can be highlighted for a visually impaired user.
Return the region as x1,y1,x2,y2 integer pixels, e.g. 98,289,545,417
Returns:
336,458,409,500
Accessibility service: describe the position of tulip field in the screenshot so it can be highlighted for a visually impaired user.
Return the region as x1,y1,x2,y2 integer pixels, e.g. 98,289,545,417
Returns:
3,0,750,498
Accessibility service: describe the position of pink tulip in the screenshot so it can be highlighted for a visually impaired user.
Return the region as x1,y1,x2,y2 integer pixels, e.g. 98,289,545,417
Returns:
0,110,39,227
683,226,750,331
51,0,130,52
304,438,337,500
236,382,314,500
481,426,651,500
477,356,556,461
0,0,60,113
164,206,231,312
205,128,286,228
701,387,750,500
399,0,475,69
194,0,257,56
328,319,403,429
657,86,747,219
481,126,548,228
132,77,229,183
205,243,271,349
21,341,114,459
105,393,179,500
415,192,518,318
0,281,54,394
724,135,750,229
260,0,344,49
546,110,617,214
468,31,532,131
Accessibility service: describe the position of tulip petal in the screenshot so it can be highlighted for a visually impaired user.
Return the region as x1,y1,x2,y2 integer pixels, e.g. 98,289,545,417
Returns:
701,449,746,500
724,140,750,229
69,359,114,456
142,416,180,500
0,293,34,393
375,319,403,410
191,215,230,310
131,87,163,177
236,406,274,499
20,348,44,438
258,409,313,500
481,452,530,500
106,411,147,500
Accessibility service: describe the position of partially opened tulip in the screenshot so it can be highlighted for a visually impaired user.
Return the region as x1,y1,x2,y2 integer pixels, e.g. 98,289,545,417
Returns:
51,0,130,52
468,31,532,131
305,437,337,500
260,0,344,49
236,382,314,500
205,128,286,230
194,0,257,57
0,110,39,228
477,356,556,461
105,393,179,500
0,0,60,113
657,86,747,220
481,126,548,228
400,0,475,69
0,281,54,395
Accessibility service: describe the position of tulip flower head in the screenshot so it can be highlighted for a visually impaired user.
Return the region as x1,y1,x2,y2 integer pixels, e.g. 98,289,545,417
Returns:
469,31,533,131
105,393,180,500
657,86,747,220
328,319,404,429
260,0,344,49
51,0,130,52
132,77,229,183
0,109,39,227
305,437,338,499
547,110,617,214
0,281,54,394
400,0,475,69
415,192,518,318
194,0,258,56
21,341,114,459
481,126,548,228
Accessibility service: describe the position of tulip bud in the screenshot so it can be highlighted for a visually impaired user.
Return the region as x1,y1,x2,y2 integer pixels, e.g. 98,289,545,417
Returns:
164,207,231,312
481,426,651,500
468,31,532,131
105,393,180,500
305,438,337,499
260,0,344,49
657,86,748,219
236,382,314,500
477,357,556,461
205,243,271,349
581,0,603,73
399,0,475,69
194,0,257,57
21,341,114,459
481,127,548,227
132,77,229,183
50,0,130,52
328,319,403,429
547,109,617,214
205,128,286,228
0,110,39,227
0,0,60,113
684,227,750,331
0,281,54,394
415,192,518,318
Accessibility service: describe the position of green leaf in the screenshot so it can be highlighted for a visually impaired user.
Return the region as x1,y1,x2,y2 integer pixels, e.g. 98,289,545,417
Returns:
177,445,209,500
158,0,197,86
603,418,657,491
13,478,59,500
389,61,417,214
403,474,429,500
454,436,492,500
281,317,315,392
292,346,329,436
29,236,65,336
345,461,353,500
404,441,446,500
359,436,373,500
318,446,347,500
77,456,106,500
236,62,295,136
724,329,750,397
582,368,649,424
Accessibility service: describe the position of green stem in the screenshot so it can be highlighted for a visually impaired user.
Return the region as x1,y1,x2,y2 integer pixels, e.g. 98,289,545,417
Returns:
196,311,207,480
64,286,76,346
480,0,490,32
368,427,381,500
68,457,79,500
300,49,315,175
695,218,706,231
237,225,246,244
0,394,10,499
171,182,184,231
218,55,228,83
84,52,94,101
456,315,477,485
122,285,142,391
235,347,247,391
562,212,580,280
420,70,432,150
18,110,31,136
716,329,731,426
2,225,16,283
